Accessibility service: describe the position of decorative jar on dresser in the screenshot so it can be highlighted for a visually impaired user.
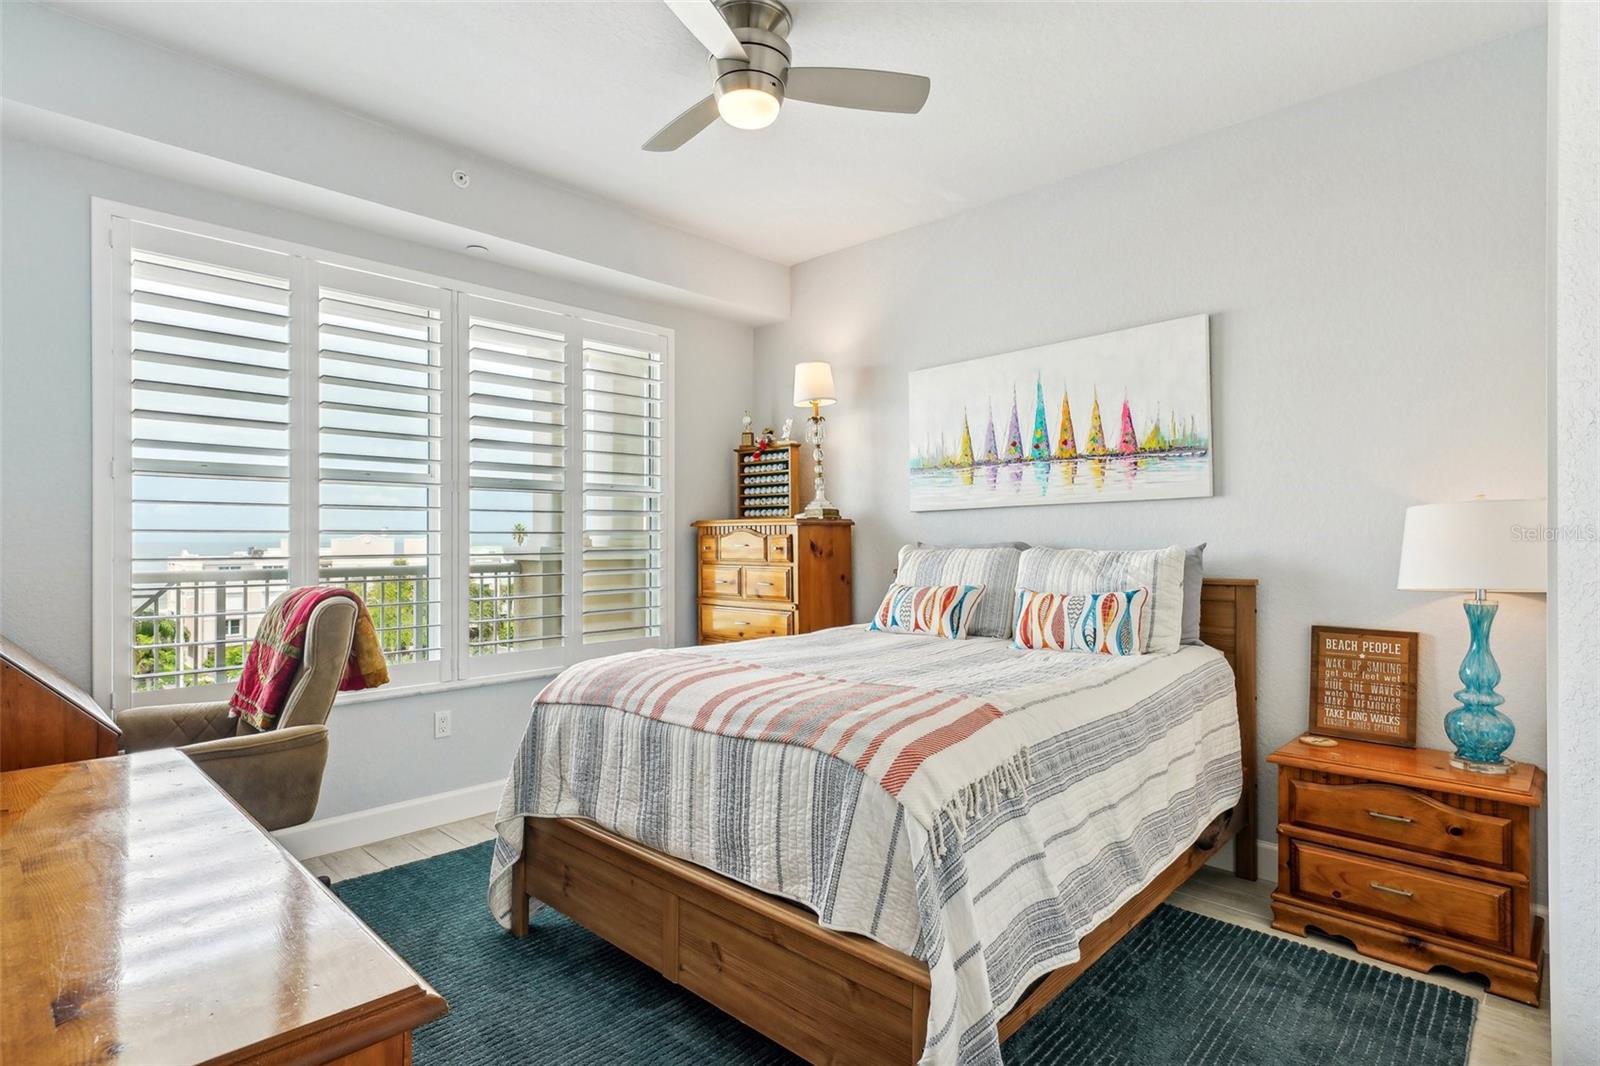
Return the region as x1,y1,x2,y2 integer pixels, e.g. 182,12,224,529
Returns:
694,518,853,643
1268,737,1544,1004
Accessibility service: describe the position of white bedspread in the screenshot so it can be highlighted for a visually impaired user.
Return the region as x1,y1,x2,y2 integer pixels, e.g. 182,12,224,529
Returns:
489,627,1241,1064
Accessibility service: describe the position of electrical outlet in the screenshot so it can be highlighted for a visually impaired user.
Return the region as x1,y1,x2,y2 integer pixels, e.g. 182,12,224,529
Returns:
433,709,452,739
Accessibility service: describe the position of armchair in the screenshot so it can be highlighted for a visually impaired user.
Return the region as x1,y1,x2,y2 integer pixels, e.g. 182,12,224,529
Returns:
118,597,357,831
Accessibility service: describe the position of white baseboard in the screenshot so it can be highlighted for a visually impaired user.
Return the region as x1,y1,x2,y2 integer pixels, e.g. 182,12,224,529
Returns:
1204,836,1277,880
274,779,503,859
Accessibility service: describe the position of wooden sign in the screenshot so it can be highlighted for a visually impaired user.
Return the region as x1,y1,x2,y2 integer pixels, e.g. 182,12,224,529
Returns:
1308,626,1418,747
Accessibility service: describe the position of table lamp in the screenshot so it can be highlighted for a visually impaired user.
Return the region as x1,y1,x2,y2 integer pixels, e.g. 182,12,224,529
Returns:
1396,498,1546,773
792,361,840,519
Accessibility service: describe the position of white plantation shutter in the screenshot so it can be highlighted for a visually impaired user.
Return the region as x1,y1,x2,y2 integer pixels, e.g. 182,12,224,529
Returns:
580,329,665,645
460,294,569,668
122,222,294,701
100,208,671,707
315,264,448,677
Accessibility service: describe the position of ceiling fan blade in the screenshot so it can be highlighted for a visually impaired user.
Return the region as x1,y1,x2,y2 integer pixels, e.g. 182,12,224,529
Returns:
643,95,720,152
784,67,931,114
664,0,748,61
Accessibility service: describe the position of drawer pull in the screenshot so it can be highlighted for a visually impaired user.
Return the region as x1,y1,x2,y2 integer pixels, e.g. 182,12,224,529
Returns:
1369,881,1415,899
1366,810,1414,825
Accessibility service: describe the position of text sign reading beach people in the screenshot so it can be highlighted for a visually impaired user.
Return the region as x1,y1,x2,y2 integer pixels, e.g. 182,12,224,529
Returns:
907,314,1213,511
1309,626,1419,747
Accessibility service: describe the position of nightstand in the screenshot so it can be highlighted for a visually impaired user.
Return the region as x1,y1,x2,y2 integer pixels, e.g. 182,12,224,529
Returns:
1268,737,1544,1004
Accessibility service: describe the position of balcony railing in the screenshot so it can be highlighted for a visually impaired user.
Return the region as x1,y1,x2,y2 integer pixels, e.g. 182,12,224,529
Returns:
130,558,530,691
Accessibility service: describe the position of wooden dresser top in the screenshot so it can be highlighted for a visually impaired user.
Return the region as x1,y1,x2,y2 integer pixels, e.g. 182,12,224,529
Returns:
1,750,446,1065
1269,736,1545,807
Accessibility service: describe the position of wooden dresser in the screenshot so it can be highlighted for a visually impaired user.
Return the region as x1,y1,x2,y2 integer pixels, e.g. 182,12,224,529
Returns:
695,518,853,643
1268,737,1544,1004
1,639,120,771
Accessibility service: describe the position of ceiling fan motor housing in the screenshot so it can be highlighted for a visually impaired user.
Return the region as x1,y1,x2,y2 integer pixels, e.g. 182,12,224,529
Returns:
711,0,793,107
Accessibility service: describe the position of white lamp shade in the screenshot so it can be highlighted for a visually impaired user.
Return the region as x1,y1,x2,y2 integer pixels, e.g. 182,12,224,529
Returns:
793,361,837,408
1397,499,1547,593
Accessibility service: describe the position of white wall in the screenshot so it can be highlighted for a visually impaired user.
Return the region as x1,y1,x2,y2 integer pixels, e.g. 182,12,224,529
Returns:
1,1,789,324
753,32,1549,858
1547,3,1600,1058
0,137,754,817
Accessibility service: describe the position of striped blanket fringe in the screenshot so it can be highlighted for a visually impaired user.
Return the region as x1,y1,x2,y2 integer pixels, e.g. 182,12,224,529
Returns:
932,747,1031,858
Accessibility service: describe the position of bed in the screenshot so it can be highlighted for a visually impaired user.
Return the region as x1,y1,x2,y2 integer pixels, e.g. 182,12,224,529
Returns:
489,577,1257,1065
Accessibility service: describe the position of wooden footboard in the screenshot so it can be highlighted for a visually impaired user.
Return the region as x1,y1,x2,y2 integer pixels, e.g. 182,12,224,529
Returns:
510,577,1257,1064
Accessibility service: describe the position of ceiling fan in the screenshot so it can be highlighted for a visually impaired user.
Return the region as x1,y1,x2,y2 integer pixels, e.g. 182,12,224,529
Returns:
644,0,931,151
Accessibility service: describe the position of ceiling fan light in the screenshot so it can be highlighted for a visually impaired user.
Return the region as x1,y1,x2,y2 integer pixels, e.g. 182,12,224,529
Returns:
717,87,781,130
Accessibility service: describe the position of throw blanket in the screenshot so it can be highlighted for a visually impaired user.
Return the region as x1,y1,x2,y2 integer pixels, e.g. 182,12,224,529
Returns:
489,628,1241,1065
539,651,1028,858
228,586,389,730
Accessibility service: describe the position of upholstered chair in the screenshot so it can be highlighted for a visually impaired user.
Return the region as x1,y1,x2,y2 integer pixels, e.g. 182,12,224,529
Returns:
117,597,357,831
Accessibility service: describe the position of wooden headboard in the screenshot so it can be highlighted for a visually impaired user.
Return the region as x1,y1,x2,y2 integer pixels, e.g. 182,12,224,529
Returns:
1197,577,1258,879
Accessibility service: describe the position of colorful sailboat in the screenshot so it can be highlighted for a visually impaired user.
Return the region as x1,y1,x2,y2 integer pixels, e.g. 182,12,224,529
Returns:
957,409,975,467
981,402,999,465
1085,388,1108,456
1003,389,1024,463
1055,389,1077,459
1118,394,1139,455
1028,375,1051,461
1142,402,1169,452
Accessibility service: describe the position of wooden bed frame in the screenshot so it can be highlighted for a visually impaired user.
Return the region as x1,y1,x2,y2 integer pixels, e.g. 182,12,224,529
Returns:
509,577,1258,1064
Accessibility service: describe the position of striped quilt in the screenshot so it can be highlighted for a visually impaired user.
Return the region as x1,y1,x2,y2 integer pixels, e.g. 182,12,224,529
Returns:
488,627,1241,1065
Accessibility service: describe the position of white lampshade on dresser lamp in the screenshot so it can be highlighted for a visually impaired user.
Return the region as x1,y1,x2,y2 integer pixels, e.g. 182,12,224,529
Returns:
793,361,840,519
1397,498,1547,774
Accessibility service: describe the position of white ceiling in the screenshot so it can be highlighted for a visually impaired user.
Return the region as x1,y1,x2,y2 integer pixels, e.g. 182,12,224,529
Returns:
53,0,1544,266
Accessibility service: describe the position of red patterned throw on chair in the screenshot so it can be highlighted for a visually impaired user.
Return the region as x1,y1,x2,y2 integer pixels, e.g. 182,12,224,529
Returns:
228,587,390,730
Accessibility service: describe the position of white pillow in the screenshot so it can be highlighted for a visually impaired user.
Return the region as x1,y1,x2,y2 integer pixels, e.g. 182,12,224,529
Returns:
1014,546,1188,654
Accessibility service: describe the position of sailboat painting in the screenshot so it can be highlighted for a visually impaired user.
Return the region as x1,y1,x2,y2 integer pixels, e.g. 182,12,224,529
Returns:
908,314,1213,511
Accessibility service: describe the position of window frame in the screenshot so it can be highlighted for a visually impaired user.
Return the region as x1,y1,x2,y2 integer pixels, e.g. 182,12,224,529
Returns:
91,199,674,710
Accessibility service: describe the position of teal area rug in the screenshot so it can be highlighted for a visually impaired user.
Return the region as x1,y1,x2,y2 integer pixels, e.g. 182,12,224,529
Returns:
337,842,1475,1065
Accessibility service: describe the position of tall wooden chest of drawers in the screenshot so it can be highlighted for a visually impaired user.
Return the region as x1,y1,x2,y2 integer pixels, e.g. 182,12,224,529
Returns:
694,519,853,643
1268,737,1544,1004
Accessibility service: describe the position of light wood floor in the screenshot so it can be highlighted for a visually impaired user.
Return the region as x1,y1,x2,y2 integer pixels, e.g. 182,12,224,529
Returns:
307,824,1552,1065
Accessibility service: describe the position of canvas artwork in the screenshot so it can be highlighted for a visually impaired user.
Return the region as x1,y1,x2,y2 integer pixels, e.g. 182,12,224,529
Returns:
908,314,1213,511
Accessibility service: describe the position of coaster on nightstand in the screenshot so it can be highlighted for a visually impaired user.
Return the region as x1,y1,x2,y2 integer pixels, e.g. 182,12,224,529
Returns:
1299,735,1339,747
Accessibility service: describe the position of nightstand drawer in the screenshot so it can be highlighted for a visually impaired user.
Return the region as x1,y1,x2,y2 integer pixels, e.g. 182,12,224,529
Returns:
1287,779,1511,867
1290,841,1511,950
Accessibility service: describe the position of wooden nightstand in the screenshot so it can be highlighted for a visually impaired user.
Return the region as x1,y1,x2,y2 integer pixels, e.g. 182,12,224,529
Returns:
1268,737,1544,1004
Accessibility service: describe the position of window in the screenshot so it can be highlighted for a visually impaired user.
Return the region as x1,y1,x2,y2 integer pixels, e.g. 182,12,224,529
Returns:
96,207,671,709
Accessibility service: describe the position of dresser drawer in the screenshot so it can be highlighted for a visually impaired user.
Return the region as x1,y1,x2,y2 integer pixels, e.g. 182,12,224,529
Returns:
741,565,792,602
700,605,794,642
700,565,742,600
715,528,767,562
1290,841,1511,949
1287,779,1512,867
766,535,792,563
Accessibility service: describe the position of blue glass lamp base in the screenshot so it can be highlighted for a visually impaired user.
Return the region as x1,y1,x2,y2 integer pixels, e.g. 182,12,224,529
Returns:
1448,752,1516,775
1443,599,1516,775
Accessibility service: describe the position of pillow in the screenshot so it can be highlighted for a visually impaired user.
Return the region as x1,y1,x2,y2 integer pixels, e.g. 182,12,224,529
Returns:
895,545,1022,639
1015,545,1187,654
1182,543,1206,646
1013,587,1150,655
868,583,986,640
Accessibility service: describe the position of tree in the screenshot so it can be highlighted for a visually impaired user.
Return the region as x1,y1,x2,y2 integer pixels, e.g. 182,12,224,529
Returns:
511,522,528,548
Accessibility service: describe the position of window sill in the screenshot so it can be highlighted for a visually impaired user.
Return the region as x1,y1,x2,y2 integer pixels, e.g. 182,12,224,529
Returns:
334,666,560,707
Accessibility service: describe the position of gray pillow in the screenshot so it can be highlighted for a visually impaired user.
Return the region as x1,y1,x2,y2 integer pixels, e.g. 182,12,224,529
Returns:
895,544,1023,639
1182,543,1206,645
1015,545,1188,654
